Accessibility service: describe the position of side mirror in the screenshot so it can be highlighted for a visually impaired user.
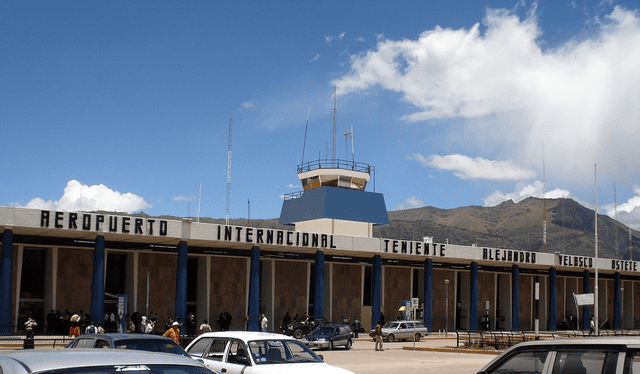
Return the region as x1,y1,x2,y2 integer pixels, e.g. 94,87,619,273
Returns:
236,355,250,366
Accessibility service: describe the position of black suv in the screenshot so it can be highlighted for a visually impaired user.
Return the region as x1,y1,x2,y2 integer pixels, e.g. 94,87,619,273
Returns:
65,333,188,356
281,316,326,339
301,323,354,350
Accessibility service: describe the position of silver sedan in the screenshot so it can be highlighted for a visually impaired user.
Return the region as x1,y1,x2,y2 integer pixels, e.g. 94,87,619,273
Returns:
0,349,217,374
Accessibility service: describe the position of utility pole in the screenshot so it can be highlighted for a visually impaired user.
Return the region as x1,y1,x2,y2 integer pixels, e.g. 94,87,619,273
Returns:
226,119,232,226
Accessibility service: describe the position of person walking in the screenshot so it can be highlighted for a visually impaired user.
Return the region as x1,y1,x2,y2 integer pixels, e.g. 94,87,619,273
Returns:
163,321,180,344
260,313,268,332
374,321,383,351
24,318,37,340
589,316,595,336
353,319,361,339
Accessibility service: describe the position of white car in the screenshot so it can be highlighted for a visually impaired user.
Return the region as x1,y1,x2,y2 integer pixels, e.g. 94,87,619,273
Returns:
0,349,216,374
185,331,355,374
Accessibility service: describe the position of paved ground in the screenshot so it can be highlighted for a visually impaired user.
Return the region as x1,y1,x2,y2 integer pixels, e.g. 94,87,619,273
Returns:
318,337,497,374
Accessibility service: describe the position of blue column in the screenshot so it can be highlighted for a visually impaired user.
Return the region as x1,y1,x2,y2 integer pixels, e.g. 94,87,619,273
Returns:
314,251,325,318
470,262,478,330
424,259,433,331
0,230,13,336
512,265,520,331
90,236,105,326
174,241,188,326
549,267,557,331
583,270,590,329
614,272,621,330
371,255,381,330
248,246,261,332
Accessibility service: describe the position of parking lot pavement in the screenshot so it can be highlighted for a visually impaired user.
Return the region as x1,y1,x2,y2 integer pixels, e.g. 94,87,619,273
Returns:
318,338,496,374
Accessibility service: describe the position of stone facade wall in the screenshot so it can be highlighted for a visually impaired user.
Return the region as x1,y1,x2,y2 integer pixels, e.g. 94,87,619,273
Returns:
332,263,362,323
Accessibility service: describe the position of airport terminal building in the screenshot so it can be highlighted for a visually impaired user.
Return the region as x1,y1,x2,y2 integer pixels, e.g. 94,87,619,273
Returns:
0,160,637,335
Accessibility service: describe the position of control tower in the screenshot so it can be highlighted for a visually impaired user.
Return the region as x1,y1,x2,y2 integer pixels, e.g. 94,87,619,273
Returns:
279,158,389,237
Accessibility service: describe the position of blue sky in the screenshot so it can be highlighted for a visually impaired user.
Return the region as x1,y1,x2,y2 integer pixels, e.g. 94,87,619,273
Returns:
2,0,640,228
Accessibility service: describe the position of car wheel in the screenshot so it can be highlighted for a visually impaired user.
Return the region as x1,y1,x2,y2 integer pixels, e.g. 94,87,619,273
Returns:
329,341,334,350
293,329,303,339
345,339,352,350
387,334,395,342
415,333,421,341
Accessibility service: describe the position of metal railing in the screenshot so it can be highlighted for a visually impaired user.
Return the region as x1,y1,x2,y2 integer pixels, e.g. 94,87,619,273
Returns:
297,158,371,174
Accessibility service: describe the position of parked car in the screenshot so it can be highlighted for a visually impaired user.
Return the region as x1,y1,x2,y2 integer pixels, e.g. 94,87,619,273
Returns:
477,336,640,374
185,331,355,374
65,333,188,356
368,320,429,342
281,315,326,339
0,349,216,374
302,323,354,350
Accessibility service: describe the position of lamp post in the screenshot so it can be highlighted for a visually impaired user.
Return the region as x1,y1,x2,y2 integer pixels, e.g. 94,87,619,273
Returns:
445,279,450,337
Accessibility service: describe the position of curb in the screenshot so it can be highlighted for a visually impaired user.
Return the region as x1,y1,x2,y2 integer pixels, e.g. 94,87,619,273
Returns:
402,346,503,355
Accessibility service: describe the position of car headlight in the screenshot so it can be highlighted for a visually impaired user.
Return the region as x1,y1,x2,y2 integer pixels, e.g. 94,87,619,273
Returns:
288,326,293,330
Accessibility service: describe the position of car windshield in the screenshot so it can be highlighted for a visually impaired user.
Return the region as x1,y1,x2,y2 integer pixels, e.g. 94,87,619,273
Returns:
40,365,211,374
384,322,400,328
310,326,335,335
113,340,187,356
248,339,322,365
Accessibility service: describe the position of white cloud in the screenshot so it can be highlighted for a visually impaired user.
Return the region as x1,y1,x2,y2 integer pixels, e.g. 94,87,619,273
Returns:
325,32,346,47
394,196,425,210
241,101,255,109
483,181,572,206
11,180,152,213
603,185,640,228
409,153,535,181
309,53,320,62
333,6,640,186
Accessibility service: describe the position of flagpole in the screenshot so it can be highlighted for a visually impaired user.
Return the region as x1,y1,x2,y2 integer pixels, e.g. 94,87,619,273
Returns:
594,164,599,336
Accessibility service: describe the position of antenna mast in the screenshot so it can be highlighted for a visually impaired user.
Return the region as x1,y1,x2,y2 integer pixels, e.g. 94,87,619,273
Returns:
301,105,310,165
226,118,232,226
542,148,547,253
332,86,337,164
197,183,202,223
614,182,618,256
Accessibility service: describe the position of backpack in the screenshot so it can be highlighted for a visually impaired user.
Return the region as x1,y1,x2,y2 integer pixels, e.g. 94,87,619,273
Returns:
87,325,96,334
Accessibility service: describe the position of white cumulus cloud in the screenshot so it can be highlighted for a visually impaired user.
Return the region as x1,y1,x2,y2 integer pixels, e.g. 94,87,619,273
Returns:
11,180,152,213
409,153,535,181
603,185,640,228
483,181,572,207
333,5,640,187
394,196,425,210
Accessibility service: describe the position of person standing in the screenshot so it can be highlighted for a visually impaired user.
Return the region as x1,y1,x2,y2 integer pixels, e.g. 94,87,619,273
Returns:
24,318,37,340
260,313,268,332
353,319,361,339
374,321,383,351
163,321,180,343
199,319,212,334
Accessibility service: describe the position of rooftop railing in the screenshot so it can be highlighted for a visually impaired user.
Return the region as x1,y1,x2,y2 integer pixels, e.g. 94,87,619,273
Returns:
297,158,371,174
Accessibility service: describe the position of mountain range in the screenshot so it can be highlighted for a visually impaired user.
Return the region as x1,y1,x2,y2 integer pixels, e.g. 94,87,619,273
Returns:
146,197,639,260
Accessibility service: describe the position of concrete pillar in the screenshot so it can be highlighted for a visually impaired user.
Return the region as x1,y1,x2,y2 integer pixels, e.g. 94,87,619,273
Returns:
583,270,591,329
248,246,260,331
512,265,520,331
371,255,381,330
314,251,325,318
174,241,188,325
549,267,557,331
0,230,13,336
90,236,105,326
470,262,478,331
424,258,432,331
614,272,621,330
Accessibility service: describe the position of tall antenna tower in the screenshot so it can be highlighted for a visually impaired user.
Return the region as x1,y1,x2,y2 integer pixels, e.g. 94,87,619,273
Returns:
332,86,337,164
614,182,618,256
226,118,232,226
542,148,547,253
343,125,353,161
301,105,310,165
